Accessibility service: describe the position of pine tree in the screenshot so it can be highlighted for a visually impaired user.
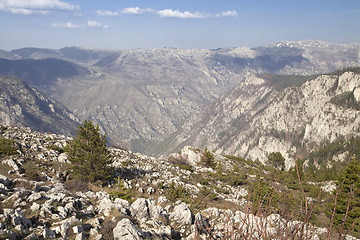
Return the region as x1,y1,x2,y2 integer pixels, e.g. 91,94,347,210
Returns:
332,157,360,235
200,148,216,168
65,120,113,182
267,152,285,170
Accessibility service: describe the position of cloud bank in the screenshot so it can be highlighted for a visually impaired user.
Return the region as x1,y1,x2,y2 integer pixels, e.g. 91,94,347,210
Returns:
0,0,80,15
96,7,238,19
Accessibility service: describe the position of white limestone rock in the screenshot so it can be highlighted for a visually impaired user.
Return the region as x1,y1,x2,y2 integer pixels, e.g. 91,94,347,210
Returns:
130,198,149,221
169,202,193,225
0,174,12,188
113,218,142,240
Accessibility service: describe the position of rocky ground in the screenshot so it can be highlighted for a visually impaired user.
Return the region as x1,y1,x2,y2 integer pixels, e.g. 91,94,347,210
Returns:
0,125,354,239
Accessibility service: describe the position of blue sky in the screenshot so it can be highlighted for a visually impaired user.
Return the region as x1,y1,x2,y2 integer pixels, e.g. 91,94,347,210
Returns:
0,0,359,50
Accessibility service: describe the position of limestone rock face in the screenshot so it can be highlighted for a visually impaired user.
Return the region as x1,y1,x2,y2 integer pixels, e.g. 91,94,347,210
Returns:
165,71,360,168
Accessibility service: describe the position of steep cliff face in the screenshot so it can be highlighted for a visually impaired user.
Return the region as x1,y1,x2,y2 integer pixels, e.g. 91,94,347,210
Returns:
163,70,360,168
0,76,79,136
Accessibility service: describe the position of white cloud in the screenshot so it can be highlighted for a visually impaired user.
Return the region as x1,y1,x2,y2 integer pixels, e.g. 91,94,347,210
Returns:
51,20,108,29
96,10,118,16
0,0,80,15
219,10,238,17
157,9,204,19
87,20,108,29
120,6,143,15
97,7,153,16
51,22,80,29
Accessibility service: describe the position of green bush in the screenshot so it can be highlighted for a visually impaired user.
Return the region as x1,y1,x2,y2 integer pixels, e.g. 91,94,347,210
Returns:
0,138,18,157
267,152,285,170
329,157,360,237
229,173,247,186
167,182,188,201
175,164,193,172
47,144,64,153
109,177,133,202
198,178,210,185
249,176,277,213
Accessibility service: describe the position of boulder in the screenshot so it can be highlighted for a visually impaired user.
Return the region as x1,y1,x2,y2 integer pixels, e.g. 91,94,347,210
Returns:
181,146,202,166
4,159,20,172
30,202,40,212
42,228,56,239
169,202,193,225
73,225,84,234
130,198,149,221
58,153,68,163
113,218,142,240
24,232,39,240
148,199,169,224
75,232,85,240
98,196,129,217
27,192,42,202
0,174,12,188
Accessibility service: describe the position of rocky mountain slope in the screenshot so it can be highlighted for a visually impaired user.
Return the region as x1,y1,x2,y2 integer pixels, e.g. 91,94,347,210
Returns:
1,41,360,154
0,76,79,136
0,124,349,240
161,69,360,168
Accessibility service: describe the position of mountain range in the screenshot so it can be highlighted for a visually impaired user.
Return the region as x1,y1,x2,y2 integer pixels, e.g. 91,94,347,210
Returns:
0,40,359,156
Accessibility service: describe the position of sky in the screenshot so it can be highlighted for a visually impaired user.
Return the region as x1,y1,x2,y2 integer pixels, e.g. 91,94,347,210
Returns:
0,0,360,50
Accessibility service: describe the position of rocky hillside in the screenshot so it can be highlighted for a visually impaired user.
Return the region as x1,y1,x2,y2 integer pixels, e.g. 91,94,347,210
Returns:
0,76,79,136
0,41,359,154
161,69,360,168
1,124,354,240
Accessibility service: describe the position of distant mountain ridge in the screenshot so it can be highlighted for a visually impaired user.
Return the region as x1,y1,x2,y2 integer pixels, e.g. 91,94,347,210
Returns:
0,41,359,154
0,58,90,92
0,47,117,66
